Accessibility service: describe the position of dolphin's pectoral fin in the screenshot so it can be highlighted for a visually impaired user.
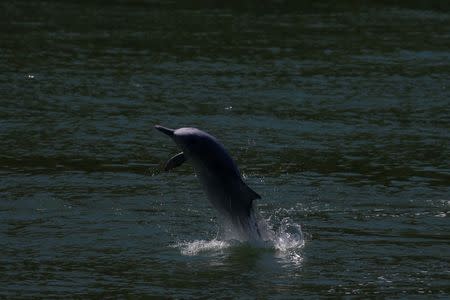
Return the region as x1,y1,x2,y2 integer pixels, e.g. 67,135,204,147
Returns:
164,152,186,171
240,180,261,205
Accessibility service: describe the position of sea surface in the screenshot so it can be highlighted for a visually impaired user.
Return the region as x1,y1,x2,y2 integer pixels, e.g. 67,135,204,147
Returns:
1,1,449,298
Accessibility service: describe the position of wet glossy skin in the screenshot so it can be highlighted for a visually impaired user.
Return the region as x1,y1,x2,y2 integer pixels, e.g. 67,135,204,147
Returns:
159,126,259,233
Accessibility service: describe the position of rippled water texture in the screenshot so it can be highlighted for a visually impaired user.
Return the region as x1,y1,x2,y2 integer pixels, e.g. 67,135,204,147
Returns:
1,1,449,298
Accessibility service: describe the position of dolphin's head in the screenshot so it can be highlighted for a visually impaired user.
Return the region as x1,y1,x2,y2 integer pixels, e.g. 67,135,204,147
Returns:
154,125,215,158
155,124,241,179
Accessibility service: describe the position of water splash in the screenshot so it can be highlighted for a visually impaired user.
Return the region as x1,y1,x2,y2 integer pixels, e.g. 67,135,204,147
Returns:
173,213,305,265
269,217,305,265
175,239,231,256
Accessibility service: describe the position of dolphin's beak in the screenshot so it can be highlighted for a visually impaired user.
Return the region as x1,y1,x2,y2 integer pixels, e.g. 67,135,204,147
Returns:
154,125,175,137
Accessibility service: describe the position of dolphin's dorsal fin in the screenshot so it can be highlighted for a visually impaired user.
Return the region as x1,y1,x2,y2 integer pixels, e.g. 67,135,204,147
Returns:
240,180,261,206
164,152,186,171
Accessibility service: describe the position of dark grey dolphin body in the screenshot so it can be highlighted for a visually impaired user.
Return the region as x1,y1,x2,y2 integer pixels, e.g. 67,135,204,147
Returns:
155,125,261,240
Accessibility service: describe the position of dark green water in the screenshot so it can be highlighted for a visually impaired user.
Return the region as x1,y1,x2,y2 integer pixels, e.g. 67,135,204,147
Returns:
1,1,449,298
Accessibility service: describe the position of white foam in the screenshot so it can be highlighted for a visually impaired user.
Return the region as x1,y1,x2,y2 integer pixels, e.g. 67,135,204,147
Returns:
174,239,231,256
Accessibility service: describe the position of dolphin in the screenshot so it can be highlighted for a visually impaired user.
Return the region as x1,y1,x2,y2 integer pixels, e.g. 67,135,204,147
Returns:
155,125,261,241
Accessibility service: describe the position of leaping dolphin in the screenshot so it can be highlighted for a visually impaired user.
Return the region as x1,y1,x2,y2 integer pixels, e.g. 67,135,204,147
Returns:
155,125,261,241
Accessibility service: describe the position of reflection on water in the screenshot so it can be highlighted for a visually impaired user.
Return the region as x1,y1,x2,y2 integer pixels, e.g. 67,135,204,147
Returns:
1,0,449,298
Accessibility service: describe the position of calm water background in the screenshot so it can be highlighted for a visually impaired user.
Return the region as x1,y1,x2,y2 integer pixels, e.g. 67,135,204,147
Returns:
1,0,449,298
